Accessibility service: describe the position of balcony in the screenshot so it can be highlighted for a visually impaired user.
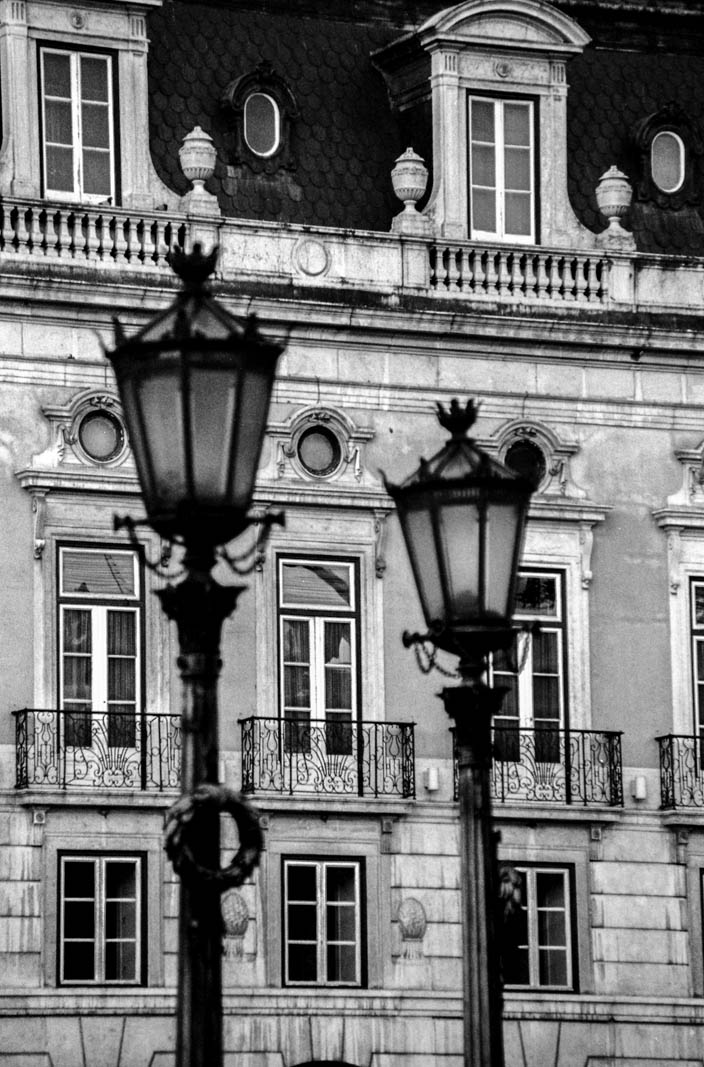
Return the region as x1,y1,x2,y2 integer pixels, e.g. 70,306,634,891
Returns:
658,734,704,809
14,708,181,792
240,716,415,799
455,726,623,807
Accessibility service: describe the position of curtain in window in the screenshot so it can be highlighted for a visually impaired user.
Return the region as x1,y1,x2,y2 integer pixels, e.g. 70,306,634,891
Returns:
107,611,136,747
63,609,92,747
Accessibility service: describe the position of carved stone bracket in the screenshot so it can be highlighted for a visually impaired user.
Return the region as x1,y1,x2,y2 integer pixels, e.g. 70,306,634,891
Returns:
32,490,47,560
579,523,594,589
374,509,390,579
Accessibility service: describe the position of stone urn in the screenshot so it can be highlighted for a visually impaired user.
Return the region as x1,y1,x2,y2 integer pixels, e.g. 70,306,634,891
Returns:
595,165,635,248
391,148,431,235
178,126,220,216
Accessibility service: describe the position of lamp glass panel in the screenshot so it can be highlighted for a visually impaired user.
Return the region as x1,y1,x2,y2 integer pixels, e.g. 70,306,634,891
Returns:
484,500,523,619
401,505,445,627
437,499,481,622
230,367,273,508
188,365,236,502
134,365,187,508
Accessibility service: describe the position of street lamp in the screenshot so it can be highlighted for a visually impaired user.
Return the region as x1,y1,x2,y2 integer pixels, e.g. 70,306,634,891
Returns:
107,244,283,1067
385,398,534,1067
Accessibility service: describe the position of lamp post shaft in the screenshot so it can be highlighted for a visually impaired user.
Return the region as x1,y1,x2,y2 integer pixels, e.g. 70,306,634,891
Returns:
158,560,245,1067
443,661,506,1067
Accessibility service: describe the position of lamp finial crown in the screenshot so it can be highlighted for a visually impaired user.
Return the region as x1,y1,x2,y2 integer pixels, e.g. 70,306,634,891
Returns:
436,398,479,439
170,243,219,291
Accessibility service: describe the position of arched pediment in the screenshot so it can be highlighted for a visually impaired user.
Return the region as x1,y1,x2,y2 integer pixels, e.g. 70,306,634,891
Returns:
418,0,590,54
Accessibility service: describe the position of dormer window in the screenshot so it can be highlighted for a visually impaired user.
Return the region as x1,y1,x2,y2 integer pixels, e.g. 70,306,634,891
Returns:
40,47,116,203
469,97,535,243
244,92,281,158
651,130,685,194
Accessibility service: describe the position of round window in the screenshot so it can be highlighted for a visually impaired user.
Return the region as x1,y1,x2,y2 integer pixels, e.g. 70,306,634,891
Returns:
78,409,125,463
296,425,342,477
504,439,546,489
651,131,685,194
244,92,280,157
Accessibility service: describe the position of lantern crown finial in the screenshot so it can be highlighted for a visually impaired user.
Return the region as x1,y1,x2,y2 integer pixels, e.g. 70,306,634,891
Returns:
437,398,479,439
170,243,219,291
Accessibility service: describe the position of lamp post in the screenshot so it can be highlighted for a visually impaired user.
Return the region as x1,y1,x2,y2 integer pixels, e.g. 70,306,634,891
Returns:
385,399,534,1067
106,244,284,1067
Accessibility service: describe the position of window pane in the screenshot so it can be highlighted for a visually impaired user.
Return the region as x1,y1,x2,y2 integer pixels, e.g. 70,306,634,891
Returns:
43,52,71,97
106,861,136,900
504,146,531,191
288,943,317,983
106,900,136,940
536,871,566,910
108,659,135,702
516,576,557,617
327,866,355,903
46,146,74,192
652,131,683,193
284,666,310,709
694,586,704,626
327,943,357,983
538,908,566,948
45,100,73,145
64,861,95,898
283,619,309,662
62,551,136,597
64,610,91,653
287,864,317,901
471,143,496,187
505,191,532,236
533,677,560,720
539,947,567,986
503,944,530,985
281,563,351,609
244,92,279,156
471,99,495,143
83,149,111,197
105,940,136,981
327,903,356,941
63,657,91,703
288,903,317,941
504,103,530,147
64,901,95,938
63,941,95,981
533,630,558,675
108,612,136,656
325,622,351,664
472,187,496,233
325,668,351,710
82,103,110,149
80,57,109,102
697,641,704,681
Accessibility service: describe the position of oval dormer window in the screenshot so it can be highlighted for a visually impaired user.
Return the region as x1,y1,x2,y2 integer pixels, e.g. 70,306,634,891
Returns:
651,131,685,194
244,92,280,157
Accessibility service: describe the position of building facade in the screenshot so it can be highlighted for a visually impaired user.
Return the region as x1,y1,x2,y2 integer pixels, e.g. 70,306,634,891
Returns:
2,0,704,1064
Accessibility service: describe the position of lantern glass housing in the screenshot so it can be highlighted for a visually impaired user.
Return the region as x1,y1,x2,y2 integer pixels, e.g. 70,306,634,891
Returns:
385,400,533,652
106,247,282,548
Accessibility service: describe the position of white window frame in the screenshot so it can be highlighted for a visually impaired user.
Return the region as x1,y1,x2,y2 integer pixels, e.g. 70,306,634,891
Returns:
468,95,535,244
59,853,143,985
283,858,363,987
491,569,566,733
244,91,281,158
651,130,685,194
504,864,574,991
277,556,359,728
58,546,142,745
691,579,704,736
40,46,116,204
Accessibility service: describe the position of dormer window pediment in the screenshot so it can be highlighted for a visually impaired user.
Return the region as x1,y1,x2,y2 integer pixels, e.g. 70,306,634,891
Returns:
374,0,594,248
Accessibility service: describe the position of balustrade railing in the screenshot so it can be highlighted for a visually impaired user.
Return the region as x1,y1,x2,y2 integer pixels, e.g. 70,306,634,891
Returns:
658,734,704,809
0,198,186,268
14,708,181,791
454,726,623,806
240,716,415,798
429,244,609,303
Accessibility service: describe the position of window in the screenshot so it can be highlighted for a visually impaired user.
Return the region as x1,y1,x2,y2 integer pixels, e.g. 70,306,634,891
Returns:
651,131,685,194
691,579,704,738
40,47,115,202
77,409,125,464
58,545,142,750
283,859,363,986
244,92,280,157
296,425,343,478
468,96,535,242
503,865,574,990
492,570,565,762
59,853,144,984
278,557,359,753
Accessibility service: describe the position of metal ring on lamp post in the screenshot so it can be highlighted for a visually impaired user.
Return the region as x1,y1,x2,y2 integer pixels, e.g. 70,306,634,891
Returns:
165,783,263,889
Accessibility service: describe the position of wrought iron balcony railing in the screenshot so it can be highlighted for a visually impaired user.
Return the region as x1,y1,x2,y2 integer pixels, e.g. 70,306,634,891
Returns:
240,716,415,798
454,726,623,807
657,734,704,809
14,708,181,791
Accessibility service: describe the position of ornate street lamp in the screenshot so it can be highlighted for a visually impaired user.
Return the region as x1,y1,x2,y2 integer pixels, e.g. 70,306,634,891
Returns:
385,398,534,1067
107,244,283,1067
